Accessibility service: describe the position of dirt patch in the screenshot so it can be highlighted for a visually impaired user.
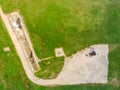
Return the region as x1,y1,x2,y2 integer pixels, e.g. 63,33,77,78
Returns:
3,47,10,52
110,78,120,87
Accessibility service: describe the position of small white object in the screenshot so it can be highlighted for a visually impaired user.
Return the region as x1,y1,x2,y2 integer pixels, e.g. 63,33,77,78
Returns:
55,47,66,57
16,28,20,31
12,22,19,28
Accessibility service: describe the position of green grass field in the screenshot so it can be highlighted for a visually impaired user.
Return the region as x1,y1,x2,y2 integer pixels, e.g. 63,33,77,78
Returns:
0,0,120,90
35,57,64,79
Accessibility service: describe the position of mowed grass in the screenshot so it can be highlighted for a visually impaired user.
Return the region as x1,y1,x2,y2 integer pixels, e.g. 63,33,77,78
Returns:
0,0,113,57
0,19,46,90
0,0,120,90
1,0,120,56
35,57,64,79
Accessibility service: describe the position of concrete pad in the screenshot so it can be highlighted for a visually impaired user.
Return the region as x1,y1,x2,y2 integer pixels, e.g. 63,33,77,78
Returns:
56,44,109,84
55,47,66,57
